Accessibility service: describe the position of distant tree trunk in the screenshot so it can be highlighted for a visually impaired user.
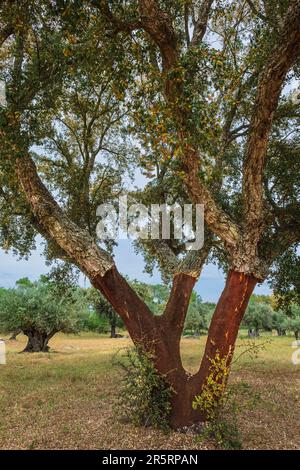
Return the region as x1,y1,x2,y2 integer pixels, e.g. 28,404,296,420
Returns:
248,328,256,338
295,331,299,341
277,329,286,336
93,268,258,428
9,329,22,340
22,329,58,352
110,322,117,338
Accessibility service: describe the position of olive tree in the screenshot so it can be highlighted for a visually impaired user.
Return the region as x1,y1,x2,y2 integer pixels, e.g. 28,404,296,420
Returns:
0,279,87,352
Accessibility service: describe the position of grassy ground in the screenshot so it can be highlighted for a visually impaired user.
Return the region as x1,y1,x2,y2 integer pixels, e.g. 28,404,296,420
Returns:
0,331,299,450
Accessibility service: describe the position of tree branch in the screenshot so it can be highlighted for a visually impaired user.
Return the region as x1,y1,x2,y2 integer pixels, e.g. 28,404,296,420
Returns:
245,0,267,22
91,0,142,34
190,0,214,47
243,0,300,240
138,0,178,71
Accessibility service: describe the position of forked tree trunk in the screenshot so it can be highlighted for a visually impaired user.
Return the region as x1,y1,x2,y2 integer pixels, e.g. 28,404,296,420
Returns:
14,153,258,427
94,269,257,428
160,271,257,428
22,329,57,352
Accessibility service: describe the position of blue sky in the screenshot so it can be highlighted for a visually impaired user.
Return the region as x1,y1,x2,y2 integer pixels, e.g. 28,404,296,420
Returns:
0,238,272,302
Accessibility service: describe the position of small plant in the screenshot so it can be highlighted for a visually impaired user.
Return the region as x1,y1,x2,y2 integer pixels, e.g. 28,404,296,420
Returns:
193,349,261,450
114,346,173,430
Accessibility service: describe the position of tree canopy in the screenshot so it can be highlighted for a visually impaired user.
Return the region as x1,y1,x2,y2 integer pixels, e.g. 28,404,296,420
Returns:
0,277,88,351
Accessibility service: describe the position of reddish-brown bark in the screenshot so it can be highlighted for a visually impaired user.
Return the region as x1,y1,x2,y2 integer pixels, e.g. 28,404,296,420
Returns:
15,151,259,427
160,270,257,428
197,270,257,385
93,268,257,428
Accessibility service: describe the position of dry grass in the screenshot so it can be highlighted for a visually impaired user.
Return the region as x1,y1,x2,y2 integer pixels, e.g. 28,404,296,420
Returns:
0,332,299,450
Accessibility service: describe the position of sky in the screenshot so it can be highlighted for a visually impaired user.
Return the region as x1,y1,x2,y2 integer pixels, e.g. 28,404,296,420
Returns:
0,238,272,302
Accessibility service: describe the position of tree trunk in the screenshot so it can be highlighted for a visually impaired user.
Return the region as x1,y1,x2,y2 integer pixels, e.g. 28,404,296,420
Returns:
110,323,117,338
94,269,257,428
295,331,299,341
184,271,258,416
22,329,57,352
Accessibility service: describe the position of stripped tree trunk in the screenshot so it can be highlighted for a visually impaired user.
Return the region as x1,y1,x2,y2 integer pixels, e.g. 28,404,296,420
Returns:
160,271,257,428
197,271,257,387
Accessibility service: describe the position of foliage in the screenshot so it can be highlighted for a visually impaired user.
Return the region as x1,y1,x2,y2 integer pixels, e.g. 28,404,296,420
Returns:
242,299,274,336
270,248,300,309
0,277,87,337
193,349,261,450
184,292,211,335
115,347,173,430
87,288,124,336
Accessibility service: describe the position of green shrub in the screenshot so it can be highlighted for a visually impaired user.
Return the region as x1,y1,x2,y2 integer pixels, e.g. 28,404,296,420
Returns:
193,350,261,450
82,311,109,333
115,347,173,430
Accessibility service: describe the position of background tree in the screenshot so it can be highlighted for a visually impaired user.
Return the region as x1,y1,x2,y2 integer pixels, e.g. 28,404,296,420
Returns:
88,288,124,338
282,304,300,340
272,310,287,337
0,278,88,352
184,292,210,336
242,299,274,338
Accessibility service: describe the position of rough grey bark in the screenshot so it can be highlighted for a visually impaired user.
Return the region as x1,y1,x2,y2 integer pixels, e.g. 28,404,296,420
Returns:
16,154,114,279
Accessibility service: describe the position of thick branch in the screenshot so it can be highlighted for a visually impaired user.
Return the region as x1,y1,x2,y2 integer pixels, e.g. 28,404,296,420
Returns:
262,202,300,262
162,241,212,335
15,153,156,337
263,224,300,263
138,0,178,71
190,0,213,47
178,239,211,278
243,0,300,238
